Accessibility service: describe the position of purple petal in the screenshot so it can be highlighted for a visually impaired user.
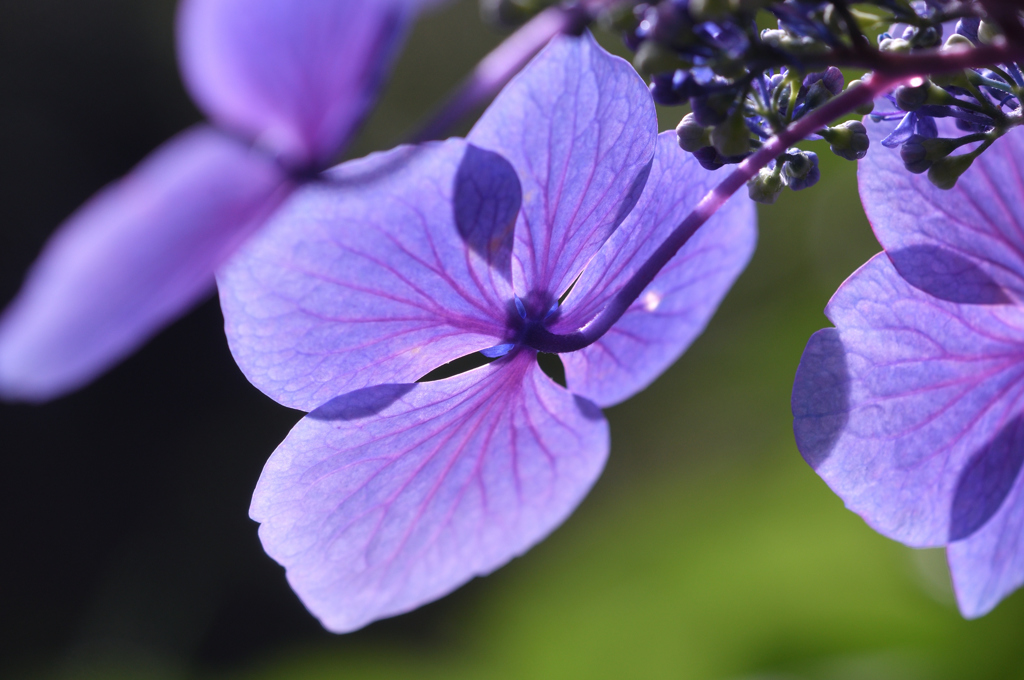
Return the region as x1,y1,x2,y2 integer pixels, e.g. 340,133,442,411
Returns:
0,126,291,402
948,468,1024,617
250,350,609,633
555,133,756,407
792,253,1024,548
861,120,1024,304
467,31,656,311
177,0,411,169
218,140,522,412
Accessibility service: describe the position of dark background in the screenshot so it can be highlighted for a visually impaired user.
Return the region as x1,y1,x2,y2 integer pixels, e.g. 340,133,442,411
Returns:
2,2,1023,679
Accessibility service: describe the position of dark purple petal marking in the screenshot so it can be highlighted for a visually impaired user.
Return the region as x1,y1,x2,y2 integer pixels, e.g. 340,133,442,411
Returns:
218,140,522,411
0,126,291,402
177,0,411,169
249,350,609,633
554,133,757,407
467,31,657,312
792,254,1024,548
861,120,1024,305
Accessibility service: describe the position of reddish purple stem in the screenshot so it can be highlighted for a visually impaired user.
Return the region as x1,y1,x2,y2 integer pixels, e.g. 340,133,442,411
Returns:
410,4,1024,353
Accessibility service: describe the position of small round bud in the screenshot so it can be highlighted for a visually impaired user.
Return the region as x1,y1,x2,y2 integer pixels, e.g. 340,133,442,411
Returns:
900,137,930,174
894,82,929,111
710,108,750,157
693,146,725,171
942,34,974,52
978,20,1002,45
928,153,976,190
845,79,875,115
879,37,912,53
822,120,869,161
689,90,735,126
747,167,785,204
676,113,710,152
632,41,689,77
782,150,820,191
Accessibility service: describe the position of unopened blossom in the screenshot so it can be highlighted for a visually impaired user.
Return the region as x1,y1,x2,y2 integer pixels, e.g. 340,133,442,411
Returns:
219,33,756,632
793,120,1024,617
0,0,441,401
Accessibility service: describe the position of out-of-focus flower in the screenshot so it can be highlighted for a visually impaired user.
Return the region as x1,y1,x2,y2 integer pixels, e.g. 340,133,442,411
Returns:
0,0,441,402
792,123,1024,617
218,33,756,633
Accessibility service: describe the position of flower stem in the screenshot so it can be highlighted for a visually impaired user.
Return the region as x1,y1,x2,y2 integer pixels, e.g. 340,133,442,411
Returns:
409,4,591,143
528,41,1024,354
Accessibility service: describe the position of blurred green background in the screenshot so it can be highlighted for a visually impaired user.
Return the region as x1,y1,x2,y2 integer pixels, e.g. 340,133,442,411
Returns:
2,2,1023,679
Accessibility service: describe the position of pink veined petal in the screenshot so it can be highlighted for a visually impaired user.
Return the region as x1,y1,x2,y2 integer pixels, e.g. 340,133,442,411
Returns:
466,31,656,313
948,462,1024,618
860,119,1024,305
177,0,412,170
555,133,757,407
0,126,291,402
249,350,609,633
218,140,522,412
792,253,1024,548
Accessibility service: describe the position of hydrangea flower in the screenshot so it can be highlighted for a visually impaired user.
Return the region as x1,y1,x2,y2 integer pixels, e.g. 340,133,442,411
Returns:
792,119,1024,617
0,0,441,402
218,33,756,633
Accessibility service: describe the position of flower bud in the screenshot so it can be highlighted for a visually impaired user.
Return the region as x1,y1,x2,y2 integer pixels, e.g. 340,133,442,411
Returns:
978,20,1002,45
900,136,962,175
822,120,869,161
928,153,976,190
689,90,735,126
879,37,912,53
693,146,725,171
710,108,750,157
676,113,710,152
782,150,820,191
844,79,874,115
633,41,689,77
747,167,785,204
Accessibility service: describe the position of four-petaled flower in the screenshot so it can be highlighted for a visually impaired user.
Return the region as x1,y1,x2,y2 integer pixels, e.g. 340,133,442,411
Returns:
793,119,1024,617
0,0,440,402
218,33,756,632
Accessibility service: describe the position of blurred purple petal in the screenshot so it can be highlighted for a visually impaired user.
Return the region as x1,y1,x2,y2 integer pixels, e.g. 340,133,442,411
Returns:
218,140,522,411
178,0,411,169
555,133,756,407
949,474,1024,617
792,254,1024,548
250,351,609,633
467,31,656,312
861,120,1024,304
0,126,291,402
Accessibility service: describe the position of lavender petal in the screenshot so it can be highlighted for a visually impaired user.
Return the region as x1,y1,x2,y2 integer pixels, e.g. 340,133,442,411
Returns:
218,140,522,412
0,126,291,402
467,31,656,310
250,351,609,632
792,254,1024,548
555,133,757,407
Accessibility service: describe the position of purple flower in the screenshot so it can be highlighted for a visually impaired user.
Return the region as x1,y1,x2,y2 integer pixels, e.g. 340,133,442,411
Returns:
218,33,756,632
0,0,438,402
792,120,1024,617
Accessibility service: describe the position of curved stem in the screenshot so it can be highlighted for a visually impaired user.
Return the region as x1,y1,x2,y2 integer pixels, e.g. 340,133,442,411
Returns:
525,70,906,354
409,5,590,143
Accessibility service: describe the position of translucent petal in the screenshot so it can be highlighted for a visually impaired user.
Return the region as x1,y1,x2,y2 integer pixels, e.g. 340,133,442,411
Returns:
250,351,609,632
555,133,757,407
0,126,290,402
218,140,522,411
792,254,1024,548
949,472,1024,617
467,31,656,311
177,0,412,169
861,120,1024,305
